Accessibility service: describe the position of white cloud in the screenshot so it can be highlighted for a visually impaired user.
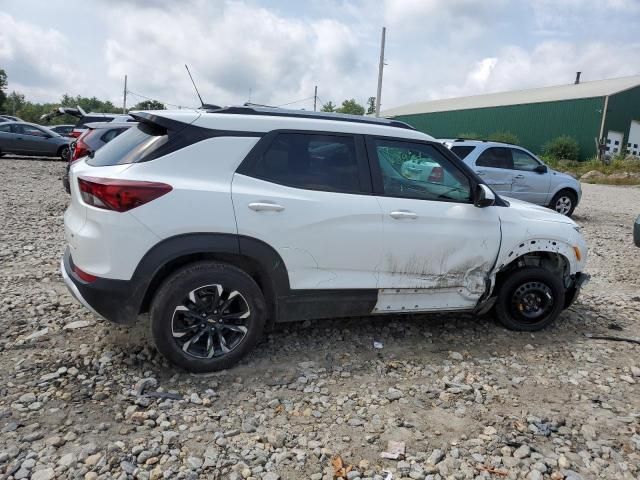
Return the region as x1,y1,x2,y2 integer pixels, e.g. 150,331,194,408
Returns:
1,0,639,112
0,12,80,101
104,1,371,109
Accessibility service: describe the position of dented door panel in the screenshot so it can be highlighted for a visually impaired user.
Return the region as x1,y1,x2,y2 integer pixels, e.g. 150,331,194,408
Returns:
375,197,502,310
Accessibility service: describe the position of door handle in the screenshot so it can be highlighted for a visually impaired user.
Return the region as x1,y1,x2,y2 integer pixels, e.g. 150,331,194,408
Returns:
513,174,525,179
248,202,285,212
390,210,417,220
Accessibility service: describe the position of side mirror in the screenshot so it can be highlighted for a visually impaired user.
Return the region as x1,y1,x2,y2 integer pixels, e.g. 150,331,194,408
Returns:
474,184,496,208
534,164,547,174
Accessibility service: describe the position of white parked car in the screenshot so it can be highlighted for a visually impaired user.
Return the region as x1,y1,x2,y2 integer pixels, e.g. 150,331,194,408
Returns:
441,139,582,216
61,107,589,372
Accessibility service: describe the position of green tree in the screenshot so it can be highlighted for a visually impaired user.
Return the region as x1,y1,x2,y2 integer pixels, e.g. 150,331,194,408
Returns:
542,135,580,161
366,96,376,115
60,94,121,114
0,69,8,113
336,98,365,115
488,131,519,144
132,100,166,110
320,101,336,112
5,91,25,115
457,132,483,140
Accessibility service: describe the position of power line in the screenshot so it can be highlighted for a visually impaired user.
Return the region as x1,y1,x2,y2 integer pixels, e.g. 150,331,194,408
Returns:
125,89,195,110
276,96,315,107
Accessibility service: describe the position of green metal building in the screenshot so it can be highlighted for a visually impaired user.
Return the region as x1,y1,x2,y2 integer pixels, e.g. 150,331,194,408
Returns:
382,75,640,160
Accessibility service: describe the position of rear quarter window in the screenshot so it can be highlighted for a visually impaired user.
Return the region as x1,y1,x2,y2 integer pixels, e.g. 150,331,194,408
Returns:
450,145,475,159
87,123,168,166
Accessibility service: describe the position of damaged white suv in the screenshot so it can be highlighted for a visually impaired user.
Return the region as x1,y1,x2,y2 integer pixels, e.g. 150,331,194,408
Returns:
61,106,589,372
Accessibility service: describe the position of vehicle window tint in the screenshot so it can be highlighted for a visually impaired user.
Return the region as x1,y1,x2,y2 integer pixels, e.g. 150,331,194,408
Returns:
101,128,125,143
251,133,363,193
0,124,11,132
75,115,111,129
511,149,541,171
476,147,513,169
374,139,471,202
19,125,49,137
87,123,168,166
450,145,475,159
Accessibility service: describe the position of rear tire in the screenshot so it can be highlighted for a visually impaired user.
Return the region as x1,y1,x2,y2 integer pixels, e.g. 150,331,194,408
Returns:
550,189,577,217
150,262,266,372
495,267,565,331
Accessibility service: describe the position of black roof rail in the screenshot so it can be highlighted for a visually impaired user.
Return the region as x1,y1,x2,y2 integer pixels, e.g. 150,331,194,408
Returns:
203,105,416,130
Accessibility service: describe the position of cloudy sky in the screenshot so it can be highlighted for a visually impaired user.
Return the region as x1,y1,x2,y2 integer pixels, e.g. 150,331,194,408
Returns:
1,0,640,111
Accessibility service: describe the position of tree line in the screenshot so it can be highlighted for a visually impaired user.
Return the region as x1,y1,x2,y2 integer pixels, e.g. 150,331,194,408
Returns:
0,68,377,124
0,69,165,125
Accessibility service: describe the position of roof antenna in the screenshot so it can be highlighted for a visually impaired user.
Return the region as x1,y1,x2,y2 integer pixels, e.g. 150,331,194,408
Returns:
185,64,220,110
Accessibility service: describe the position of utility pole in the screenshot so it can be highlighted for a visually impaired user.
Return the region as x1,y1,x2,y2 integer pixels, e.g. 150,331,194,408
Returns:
313,85,318,111
375,26,386,117
123,75,127,113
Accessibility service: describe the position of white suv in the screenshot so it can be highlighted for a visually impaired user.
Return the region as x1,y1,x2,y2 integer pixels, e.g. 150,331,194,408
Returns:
441,139,582,216
61,107,589,372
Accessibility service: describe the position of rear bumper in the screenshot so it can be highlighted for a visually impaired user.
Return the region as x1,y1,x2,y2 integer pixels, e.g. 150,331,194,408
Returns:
565,272,590,308
61,247,141,324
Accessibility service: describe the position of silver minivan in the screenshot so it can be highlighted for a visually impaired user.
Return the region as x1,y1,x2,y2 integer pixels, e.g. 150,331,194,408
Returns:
441,139,581,216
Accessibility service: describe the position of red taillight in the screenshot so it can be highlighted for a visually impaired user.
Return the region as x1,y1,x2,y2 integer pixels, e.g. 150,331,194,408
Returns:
73,264,97,283
428,166,444,183
70,130,82,138
78,176,172,212
72,139,90,162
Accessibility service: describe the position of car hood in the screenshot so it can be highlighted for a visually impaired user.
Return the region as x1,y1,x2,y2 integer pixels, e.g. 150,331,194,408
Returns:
501,196,577,226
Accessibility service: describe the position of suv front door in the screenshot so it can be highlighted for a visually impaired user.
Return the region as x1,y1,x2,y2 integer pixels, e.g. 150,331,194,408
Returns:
472,146,514,196
368,138,501,312
233,132,382,290
509,148,551,205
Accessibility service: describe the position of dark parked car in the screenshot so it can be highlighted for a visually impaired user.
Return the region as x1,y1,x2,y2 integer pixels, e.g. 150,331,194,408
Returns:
0,122,70,160
634,215,640,247
62,121,135,192
40,106,131,138
49,124,75,137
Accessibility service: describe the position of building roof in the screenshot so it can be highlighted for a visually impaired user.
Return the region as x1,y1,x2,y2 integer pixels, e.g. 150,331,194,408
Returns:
382,74,640,118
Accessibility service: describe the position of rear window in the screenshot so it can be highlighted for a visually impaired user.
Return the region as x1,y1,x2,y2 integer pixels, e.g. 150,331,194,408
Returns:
87,123,168,166
75,115,115,129
450,145,475,159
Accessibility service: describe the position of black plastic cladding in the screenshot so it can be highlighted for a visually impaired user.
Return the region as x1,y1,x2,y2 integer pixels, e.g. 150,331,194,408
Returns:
129,112,264,163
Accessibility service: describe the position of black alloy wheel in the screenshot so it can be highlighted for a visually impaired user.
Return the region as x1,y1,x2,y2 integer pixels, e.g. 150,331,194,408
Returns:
151,262,266,372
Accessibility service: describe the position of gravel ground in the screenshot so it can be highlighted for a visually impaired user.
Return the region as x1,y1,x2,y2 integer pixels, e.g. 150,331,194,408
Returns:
0,158,638,480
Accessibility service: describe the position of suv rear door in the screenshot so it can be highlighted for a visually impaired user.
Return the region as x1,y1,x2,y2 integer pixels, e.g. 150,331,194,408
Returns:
232,131,382,290
367,138,501,311
471,146,514,196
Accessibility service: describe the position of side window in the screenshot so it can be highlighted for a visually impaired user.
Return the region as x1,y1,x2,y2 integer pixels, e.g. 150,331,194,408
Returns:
250,133,364,193
0,124,11,133
511,149,541,171
373,139,471,202
476,147,514,169
450,145,475,159
19,125,49,137
101,128,125,143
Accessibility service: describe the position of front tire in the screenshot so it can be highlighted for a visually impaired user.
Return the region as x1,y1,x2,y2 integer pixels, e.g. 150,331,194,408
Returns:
150,262,266,372
550,189,577,216
495,267,565,331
